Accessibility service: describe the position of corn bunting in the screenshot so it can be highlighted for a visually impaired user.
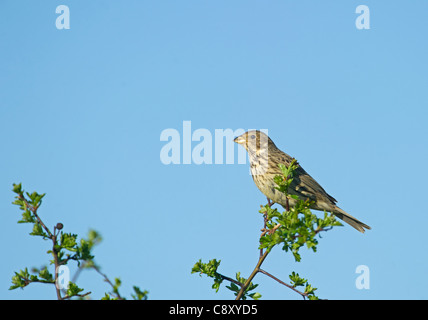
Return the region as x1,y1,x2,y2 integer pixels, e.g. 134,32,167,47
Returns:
234,130,371,233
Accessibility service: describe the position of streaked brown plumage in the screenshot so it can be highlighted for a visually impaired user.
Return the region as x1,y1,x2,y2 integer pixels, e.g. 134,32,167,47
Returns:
234,130,371,233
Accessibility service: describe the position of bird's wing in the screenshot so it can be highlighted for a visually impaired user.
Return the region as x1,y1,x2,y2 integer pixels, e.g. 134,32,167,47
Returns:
291,166,338,205
270,149,337,205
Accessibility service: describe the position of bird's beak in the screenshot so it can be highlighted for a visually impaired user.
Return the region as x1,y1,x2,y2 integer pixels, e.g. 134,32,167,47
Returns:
234,136,246,145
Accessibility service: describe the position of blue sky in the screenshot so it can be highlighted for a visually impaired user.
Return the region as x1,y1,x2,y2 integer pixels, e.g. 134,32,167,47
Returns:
1,1,427,300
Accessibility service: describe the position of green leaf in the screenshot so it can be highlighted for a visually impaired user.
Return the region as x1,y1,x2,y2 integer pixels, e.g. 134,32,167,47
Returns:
101,293,112,300
112,277,122,296
17,209,35,224
191,259,221,278
66,282,84,297
131,286,148,300
226,282,239,292
9,268,31,290
60,233,78,251
29,222,48,238
38,267,53,282
249,292,262,300
76,239,95,261
289,272,307,287
12,183,22,195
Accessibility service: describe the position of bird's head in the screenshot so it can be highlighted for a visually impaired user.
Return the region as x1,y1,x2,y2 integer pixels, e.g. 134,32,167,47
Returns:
234,130,276,155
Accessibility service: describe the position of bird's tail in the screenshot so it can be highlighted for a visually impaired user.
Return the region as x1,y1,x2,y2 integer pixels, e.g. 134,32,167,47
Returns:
332,207,371,233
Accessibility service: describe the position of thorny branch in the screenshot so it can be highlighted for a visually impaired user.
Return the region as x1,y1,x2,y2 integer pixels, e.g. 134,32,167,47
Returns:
16,194,91,300
258,269,309,299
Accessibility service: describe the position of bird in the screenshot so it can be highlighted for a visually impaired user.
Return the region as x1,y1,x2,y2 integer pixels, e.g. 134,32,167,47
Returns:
234,130,371,233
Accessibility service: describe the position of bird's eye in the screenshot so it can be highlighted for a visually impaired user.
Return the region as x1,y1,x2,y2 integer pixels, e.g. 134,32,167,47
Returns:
250,135,256,139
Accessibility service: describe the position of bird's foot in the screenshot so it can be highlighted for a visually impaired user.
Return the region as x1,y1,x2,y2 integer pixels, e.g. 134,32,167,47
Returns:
266,198,274,207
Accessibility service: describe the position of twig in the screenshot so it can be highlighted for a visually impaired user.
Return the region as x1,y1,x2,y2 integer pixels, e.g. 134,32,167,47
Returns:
243,192,326,300
260,223,282,238
20,195,62,299
219,274,243,288
91,264,124,300
292,225,332,241
260,198,278,257
235,249,270,300
18,276,55,286
72,259,133,300
20,196,53,238
62,291,92,300
258,269,308,299
52,224,62,300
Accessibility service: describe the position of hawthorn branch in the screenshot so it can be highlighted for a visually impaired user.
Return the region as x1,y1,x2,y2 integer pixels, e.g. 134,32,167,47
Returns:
17,276,55,287
62,291,92,300
235,249,270,300
19,195,53,238
51,225,62,300
239,192,327,300
258,269,308,299
218,274,244,288
19,195,63,300
91,264,125,300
